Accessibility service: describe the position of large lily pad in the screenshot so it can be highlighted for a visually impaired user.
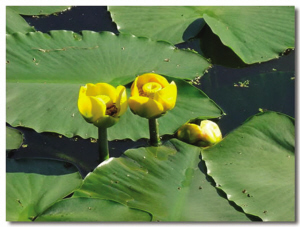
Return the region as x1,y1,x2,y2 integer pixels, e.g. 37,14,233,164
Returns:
201,6,294,64
202,111,295,221
7,6,72,16
36,197,152,221
109,6,295,64
6,30,221,141
6,7,35,34
73,139,250,221
6,6,73,34
109,6,205,44
6,158,82,221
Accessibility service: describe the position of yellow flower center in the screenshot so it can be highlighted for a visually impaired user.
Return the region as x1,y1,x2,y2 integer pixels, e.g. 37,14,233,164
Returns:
142,82,162,98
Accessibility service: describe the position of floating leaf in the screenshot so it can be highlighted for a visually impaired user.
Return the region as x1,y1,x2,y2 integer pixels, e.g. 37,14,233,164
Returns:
6,7,35,34
6,126,23,152
36,197,151,221
7,6,72,16
74,139,250,222
202,111,295,221
109,6,205,44
109,6,295,64
6,158,82,221
6,31,219,141
201,6,294,64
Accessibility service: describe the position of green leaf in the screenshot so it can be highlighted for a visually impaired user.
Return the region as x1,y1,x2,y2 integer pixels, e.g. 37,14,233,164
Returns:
36,197,151,221
6,31,209,84
73,139,250,221
6,158,82,221
109,6,205,44
6,126,23,151
6,31,220,141
6,7,35,34
201,111,295,221
7,6,72,15
201,6,295,64
198,25,248,68
109,6,295,64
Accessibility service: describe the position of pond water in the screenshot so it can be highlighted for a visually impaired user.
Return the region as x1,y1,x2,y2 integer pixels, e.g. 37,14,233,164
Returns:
9,6,295,177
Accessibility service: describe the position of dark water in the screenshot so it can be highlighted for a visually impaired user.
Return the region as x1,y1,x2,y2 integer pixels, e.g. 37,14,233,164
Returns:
9,6,295,177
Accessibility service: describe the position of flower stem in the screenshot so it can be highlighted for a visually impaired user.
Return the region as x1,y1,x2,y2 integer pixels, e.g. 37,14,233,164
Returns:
148,118,162,146
98,127,109,163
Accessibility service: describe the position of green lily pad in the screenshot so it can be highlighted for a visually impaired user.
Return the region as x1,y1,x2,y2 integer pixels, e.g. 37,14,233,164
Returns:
6,7,35,34
6,30,220,141
201,111,295,221
7,6,72,16
109,6,205,44
201,6,294,64
6,126,23,152
73,139,250,221
6,158,82,221
36,197,152,221
109,6,295,64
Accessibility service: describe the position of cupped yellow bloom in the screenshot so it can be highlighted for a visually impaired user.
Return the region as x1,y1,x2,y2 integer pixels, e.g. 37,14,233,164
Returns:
177,120,222,147
78,83,128,128
128,73,177,119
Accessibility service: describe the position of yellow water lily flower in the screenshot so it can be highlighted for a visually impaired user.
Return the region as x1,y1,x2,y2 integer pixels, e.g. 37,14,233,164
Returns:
177,120,222,147
78,83,127,128
128,73,177,119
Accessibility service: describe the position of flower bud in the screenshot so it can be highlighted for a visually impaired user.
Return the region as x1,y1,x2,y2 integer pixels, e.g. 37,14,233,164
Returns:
177,120,222,147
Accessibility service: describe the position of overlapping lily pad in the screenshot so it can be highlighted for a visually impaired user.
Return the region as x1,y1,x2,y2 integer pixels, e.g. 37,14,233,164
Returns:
73,139,250,222
109,6,295,64
6,126,23,152
36,198,152,221
6,158,82,221
6,6,72,35
7,6,72,16
109,6,204,44
202,111,295,221
6,7,35,34
6,30,221,141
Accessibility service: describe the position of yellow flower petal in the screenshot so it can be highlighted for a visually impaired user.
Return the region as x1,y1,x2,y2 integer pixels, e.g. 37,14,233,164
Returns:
85,83,99,96
128,96,164,119
199,120,222,144
78,95,106,123
78,85,87,99
95,83,117,103
89,96,107,121
130,77,140,97
115,85,128,117
136,73,169,89
78,95,93,123
94,95,113,107
177,123,202,144
154,81,177,111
